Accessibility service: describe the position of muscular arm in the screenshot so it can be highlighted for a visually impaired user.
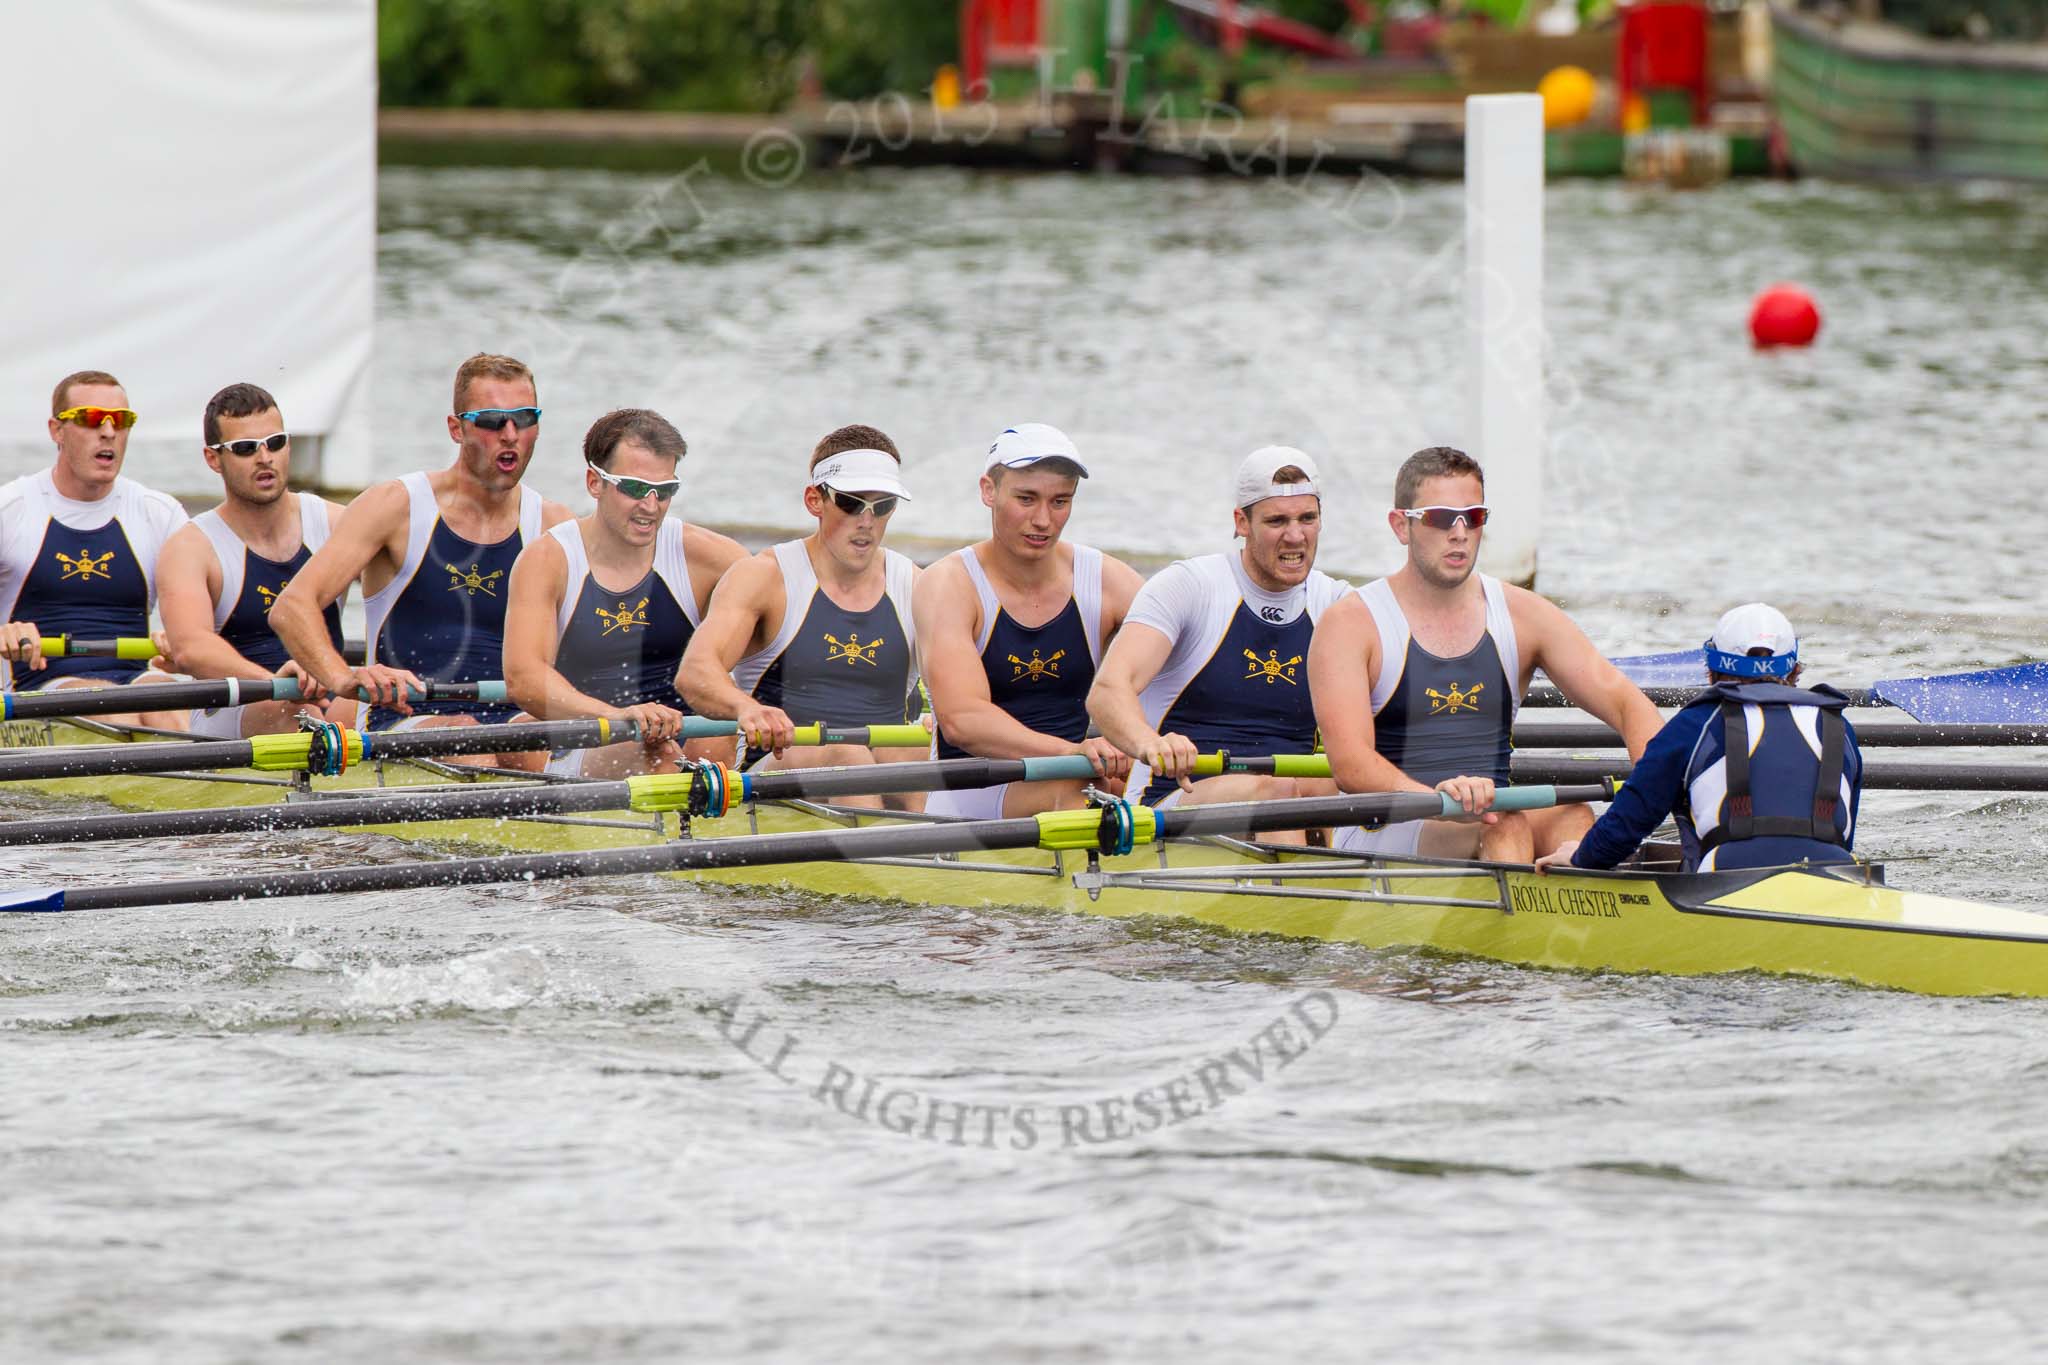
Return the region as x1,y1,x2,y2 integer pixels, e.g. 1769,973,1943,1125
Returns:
272,480,405,692
1087,622,1176,758
677,552,782,720
912,557,1081,760
157,525,271,680
1307,594,1433,795
1096,553,1147,644
1512,588,1664,759
681,524,748,617
502,535,607,722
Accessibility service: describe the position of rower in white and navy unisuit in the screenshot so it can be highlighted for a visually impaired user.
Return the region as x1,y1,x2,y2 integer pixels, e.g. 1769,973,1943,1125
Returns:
362,469,541,730
731,535,919,740
0,387,187,691
931,539,1104,759
545,515,698,720
1540,604,1864,875
1109,448,1352,805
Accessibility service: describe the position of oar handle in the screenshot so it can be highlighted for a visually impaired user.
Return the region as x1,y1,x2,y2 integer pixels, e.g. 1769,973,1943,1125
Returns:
38,635,161,661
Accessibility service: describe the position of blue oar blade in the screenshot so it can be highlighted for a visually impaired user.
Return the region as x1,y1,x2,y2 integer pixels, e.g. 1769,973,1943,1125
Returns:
1873,663,2048,724
0,887,67,913
1607,650,1706,687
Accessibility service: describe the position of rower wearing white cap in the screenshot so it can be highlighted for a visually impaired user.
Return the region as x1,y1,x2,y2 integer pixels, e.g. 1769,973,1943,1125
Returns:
1086,446,1349,833
1309,445,1662,862
1538,604,1864,875
502,409,745,779
679,425,926,808
912,422,1144,818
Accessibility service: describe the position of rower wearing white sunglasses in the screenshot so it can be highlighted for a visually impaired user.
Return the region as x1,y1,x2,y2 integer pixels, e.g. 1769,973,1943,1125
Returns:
1308,445,1662,863
157,382,354,739
678,426,928,810
502,408,744,779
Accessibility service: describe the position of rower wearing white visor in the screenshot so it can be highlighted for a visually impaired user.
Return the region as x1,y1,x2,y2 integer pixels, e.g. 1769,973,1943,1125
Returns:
678,425,926,810
156,383,355,739
1309,445,1660,862
1537,604,1864,875
912,422,1144,819
1087,446,1348,836
502,409,744,779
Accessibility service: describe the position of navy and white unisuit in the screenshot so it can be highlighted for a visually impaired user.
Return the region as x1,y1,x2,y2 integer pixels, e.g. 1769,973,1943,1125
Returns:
731,539,918,727
362,471,542,730
932,544,1105,760
1572,680,1861,873
0,470,188,689
1124,552,1352,803
547,519,700,712
191,497,344,671
1360,574,1520,786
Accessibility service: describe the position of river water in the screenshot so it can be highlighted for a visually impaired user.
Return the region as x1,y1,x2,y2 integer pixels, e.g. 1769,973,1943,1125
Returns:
4,158,2047,1362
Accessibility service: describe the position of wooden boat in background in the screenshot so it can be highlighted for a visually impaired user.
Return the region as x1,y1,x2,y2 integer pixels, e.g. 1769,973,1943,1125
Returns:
1770,1,2048,183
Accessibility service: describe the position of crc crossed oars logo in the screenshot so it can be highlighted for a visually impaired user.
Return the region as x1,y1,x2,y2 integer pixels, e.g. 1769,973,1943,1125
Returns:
824,631,883,666
255,581,292,613
1242,648,1302,685
595,598,650,636
1426,681,1485,715
446,563,503,597
56,549,115,582
1008,648,1064,682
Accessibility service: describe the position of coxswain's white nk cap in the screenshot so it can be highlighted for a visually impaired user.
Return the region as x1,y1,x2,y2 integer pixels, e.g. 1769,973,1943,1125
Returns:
810,448,912,500
985,423,1089,477
1234,445,1322,509
1706,602,1798,679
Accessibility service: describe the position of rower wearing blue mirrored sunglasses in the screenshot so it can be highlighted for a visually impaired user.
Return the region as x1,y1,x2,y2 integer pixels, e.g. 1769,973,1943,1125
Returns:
456,406,542,431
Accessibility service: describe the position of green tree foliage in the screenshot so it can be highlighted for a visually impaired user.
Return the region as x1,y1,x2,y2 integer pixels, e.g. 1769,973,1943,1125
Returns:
380,0,966,109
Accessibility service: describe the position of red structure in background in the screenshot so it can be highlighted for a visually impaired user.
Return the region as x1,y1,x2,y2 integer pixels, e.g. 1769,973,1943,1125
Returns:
1618,1,1711,127
960,0,1042,94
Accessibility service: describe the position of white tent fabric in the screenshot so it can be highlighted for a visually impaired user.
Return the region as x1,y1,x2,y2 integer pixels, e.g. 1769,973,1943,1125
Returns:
0,0,374,487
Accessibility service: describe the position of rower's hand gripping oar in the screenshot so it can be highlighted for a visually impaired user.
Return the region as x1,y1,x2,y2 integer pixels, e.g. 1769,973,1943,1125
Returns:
0,677,507,722
0,784,1615,913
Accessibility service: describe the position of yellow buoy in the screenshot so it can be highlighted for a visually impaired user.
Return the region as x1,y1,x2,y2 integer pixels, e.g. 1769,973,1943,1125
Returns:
932,63,961,110
1538,65,1597,128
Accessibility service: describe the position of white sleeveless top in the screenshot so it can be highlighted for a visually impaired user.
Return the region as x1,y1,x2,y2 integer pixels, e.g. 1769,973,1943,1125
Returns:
731,540,918,695
1358,574,1523,720
546,518,701,638
362,471,543,657
953,542,1106,662
0,470,187,623
192,496,335,630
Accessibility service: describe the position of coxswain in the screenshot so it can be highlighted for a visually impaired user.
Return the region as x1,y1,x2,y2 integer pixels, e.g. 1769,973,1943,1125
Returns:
156,383,354,738
0,370,189,729
502,409,744,778
677,425,924,810
269,353,572,769
1537,604,1863,874
912,423,1143,819
1087,446,1348,838
1308,446,1662,861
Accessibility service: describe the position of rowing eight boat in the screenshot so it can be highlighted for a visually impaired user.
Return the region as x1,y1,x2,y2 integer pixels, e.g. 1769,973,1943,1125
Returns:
3,717,2046,998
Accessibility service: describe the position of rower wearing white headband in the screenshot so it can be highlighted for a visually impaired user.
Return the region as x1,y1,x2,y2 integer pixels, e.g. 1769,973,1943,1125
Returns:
678,426,926,808
1538,603,1865,874
1086,446,1349,834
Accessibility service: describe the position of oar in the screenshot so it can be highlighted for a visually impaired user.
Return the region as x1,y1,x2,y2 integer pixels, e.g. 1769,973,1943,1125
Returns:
1,677,504,722
0,750,1309,847
1527,659,2048,723
0,716,647,782
1512,721,2048,748
37,635,370,665
1510,755,2048,793
0,784,1613,913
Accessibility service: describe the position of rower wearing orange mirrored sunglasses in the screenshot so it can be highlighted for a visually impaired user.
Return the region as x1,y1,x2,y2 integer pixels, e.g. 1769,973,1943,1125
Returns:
0,370,191,730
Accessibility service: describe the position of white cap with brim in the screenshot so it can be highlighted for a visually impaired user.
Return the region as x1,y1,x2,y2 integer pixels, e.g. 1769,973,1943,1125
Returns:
1706,602,1798,679
985,423,1089,477
1234,445,1322,508
809,448,912,500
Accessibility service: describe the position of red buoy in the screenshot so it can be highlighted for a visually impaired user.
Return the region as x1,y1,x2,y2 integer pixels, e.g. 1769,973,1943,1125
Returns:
1750,284,1821,348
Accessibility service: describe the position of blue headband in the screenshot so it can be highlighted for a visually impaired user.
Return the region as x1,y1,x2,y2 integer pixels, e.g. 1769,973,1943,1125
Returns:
1703,639,1797,679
